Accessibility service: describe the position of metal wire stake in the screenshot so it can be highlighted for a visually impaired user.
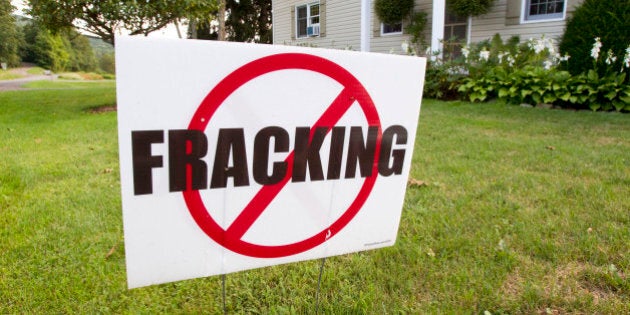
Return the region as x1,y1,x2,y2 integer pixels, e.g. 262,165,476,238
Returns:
315,257,327,314
222,274,227,315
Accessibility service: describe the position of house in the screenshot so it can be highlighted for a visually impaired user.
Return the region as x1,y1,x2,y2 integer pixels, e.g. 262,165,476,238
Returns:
272,0,584,55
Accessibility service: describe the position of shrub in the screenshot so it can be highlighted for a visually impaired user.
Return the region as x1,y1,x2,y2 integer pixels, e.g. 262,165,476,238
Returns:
447,0,495,17
559,0,630,76
98,53,115,74
568,71,630,111
462,66,574,106
406,11,428,48
374,0,415,24
423,59,467,100
426,33,630,112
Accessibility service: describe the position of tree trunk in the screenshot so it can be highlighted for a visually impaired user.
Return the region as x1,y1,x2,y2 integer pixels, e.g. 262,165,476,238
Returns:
175,19,183,39
191,20,198,39
218,0,226,41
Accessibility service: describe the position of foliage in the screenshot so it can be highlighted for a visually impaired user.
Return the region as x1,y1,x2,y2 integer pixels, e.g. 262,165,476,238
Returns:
32,30,70,72
459,65,630,112
450,34,630,112
0,0,22,67
188,20,218,40
225,0,272,43
374,0,415,24
98,53,115,74
20,21,96,73
406,11,428,47
190,0,272,43
19,20,39,62
66,32,97,72
447,0,495,17
559,0,630,76
569,70,630,111
423,59,467,100
28,0,219,45
459,66,572,104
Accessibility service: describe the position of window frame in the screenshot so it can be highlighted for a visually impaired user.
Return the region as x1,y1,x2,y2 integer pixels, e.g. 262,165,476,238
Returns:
295,2,320,38
521,0,566,23
380,21,403,36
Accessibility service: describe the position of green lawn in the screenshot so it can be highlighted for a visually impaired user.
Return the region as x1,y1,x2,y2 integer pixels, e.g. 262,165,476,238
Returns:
1,82,628,313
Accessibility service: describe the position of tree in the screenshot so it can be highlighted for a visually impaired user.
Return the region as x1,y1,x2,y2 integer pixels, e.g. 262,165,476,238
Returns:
66,30,97,71
21,20,97,72
190,0,272,43
28,0,218,45
32,30,69,72
0,0,21,67
226,0,272,43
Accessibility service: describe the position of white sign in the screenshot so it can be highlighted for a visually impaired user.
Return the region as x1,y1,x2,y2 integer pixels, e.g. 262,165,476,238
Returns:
117,37,426,289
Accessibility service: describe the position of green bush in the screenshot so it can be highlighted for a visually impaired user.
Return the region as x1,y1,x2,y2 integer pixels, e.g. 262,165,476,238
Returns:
458,65,630,112
447,0,495,17
406,11,428,47
460,66,573,105
453,34,630,112
374,0,415,24
559,0,630,76
98,53,115,74
423,60,466,100
568,71,630,111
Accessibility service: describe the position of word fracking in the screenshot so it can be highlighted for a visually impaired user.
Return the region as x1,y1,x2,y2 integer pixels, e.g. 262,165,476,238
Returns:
131,125,409,195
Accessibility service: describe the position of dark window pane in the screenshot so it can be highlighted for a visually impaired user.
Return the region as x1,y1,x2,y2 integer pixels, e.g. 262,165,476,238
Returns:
528,0,565,17
383,22,402,34
297,19,307,36
453,25,467,40
297,6,307,19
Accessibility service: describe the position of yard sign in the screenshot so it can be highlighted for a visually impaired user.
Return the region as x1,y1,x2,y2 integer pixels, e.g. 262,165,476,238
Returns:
116,37,426,289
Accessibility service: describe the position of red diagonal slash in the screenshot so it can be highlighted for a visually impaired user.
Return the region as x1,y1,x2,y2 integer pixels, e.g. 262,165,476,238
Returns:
225,87,355,239
183,53,381,258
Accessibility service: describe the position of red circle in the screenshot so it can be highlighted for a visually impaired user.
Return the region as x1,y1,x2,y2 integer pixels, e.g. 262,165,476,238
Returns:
183,53,382,258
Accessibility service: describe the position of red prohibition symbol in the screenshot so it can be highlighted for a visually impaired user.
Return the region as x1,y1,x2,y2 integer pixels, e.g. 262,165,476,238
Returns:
183,53,382,258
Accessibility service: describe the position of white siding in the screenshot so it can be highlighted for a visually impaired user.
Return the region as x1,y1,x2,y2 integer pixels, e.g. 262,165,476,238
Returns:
469,0,582,44
273,0,583,52
273,0,361,50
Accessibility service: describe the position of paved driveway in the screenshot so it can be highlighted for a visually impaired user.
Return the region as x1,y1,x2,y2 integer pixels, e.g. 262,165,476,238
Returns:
0,67,58,91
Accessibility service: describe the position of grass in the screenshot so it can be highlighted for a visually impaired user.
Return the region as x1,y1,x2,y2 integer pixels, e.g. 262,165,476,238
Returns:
58,72,108,81
21,80,115,90
0,70,23,81
26,67,45,75
0,83,628,313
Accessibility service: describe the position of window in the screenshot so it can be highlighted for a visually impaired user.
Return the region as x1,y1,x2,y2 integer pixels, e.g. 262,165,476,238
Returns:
296,2,320,38
443,8,468,60
381,21,403,35
524,0,565,21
